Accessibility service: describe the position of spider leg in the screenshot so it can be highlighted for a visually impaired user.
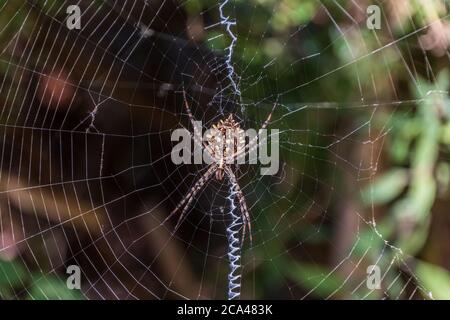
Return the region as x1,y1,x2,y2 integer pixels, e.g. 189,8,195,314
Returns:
225,166,252,245
259,98,278,131
229,100,278,163
178,121,214,164
182,90,215,162
182,90,202,139
170,164,216,233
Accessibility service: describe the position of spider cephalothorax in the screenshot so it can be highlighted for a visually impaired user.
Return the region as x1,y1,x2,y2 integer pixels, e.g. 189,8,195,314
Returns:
206,114,245,180
169,91,277,243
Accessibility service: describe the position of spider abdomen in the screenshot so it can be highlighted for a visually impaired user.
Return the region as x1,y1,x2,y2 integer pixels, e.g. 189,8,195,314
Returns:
205,114,245,166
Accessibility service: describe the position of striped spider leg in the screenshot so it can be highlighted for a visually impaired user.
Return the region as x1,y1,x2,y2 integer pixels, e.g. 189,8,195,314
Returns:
223,100,277,243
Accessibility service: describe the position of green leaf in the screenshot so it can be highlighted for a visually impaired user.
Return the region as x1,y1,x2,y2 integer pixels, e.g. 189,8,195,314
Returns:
27,274,83,300
415,260,450,300
360,168,409,206
285,262,345,298
0,258,27,288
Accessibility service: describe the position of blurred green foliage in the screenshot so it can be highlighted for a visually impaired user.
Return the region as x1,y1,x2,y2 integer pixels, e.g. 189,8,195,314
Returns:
0,258,82,300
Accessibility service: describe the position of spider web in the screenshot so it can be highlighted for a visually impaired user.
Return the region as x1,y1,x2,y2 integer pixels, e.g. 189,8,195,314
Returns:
0,0,449,299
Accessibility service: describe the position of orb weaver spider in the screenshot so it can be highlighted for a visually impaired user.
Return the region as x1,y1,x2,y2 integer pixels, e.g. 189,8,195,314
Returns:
170,91,277,243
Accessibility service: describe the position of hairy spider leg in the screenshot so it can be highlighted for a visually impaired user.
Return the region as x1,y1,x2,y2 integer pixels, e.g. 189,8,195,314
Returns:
170,164,217,233
227,101,278,164
225,166,252,245
182,90,215,158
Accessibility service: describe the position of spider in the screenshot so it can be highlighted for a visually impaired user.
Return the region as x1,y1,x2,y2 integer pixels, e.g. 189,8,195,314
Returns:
169,91,277,244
